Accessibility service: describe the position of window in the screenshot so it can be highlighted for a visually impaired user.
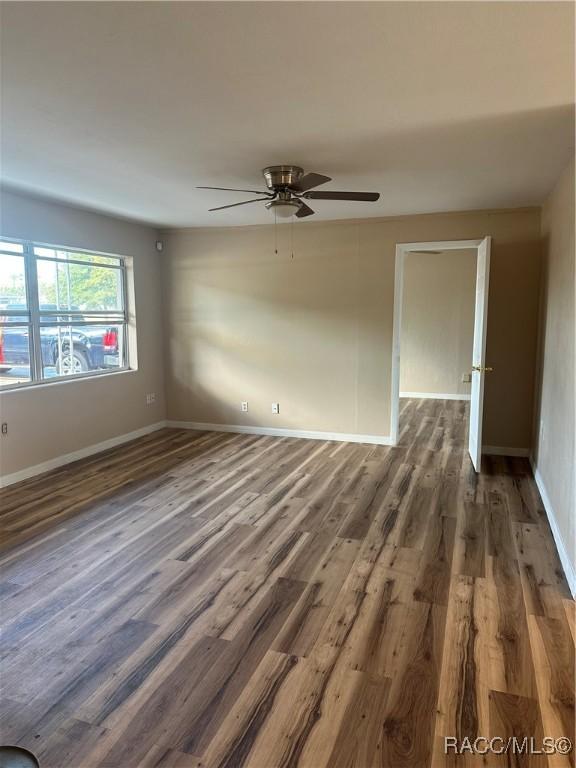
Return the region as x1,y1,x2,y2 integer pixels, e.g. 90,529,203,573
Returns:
0,239,130,389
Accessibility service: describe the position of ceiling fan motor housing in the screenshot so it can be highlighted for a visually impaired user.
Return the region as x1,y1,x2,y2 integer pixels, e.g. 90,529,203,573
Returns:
263,165,304,190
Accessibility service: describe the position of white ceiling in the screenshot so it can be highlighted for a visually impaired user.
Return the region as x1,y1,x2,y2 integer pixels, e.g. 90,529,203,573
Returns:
1,2,574,228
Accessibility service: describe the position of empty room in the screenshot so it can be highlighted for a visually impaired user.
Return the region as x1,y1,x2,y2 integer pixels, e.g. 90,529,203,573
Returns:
0,2,574,767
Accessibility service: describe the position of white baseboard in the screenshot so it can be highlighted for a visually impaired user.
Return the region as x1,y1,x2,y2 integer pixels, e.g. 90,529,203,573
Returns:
482,445,530,457
400,391,471,401
166,420,393,446
0,421,167,488
529,458,576,598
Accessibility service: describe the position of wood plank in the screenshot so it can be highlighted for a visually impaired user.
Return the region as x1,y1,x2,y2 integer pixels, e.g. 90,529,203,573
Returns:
0,398,572,768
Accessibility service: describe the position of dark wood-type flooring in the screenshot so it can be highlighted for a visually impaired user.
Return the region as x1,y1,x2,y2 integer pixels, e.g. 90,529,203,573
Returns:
1,399,574,767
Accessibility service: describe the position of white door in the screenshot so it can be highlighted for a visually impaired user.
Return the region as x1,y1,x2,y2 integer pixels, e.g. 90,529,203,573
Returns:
468,236,491,472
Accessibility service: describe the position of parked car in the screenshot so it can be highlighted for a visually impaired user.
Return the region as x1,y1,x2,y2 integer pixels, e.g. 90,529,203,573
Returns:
0,303,120,376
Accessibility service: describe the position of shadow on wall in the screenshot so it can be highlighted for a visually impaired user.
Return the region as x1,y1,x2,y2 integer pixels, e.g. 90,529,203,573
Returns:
483,239,542,448
400,249,476,396
163,219,543,446
166,277,381,431
531,233,550,466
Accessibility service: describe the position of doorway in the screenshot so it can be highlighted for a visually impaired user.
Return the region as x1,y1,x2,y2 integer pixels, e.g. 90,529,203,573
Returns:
391,237,492,471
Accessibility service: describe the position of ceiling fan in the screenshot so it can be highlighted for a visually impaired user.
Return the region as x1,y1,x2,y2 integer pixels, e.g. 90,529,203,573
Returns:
197,165,380,218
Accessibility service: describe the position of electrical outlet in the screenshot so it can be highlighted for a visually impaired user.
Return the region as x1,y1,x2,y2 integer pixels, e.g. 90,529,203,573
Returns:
462,372,471,383
272,402,280,414
1,423,7,435
241,401,248,412
146,393,156,405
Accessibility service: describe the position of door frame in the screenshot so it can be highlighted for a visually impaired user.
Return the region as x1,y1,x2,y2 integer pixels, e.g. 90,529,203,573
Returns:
390,238,487,448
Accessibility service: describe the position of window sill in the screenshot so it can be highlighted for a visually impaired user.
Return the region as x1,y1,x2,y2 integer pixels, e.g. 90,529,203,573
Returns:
0,367,137,393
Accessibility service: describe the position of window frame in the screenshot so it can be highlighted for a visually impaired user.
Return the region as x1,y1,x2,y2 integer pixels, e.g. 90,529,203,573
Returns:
0,237,132,391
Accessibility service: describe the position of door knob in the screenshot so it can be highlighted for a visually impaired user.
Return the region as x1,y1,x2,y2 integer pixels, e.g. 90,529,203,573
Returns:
472,365,493,372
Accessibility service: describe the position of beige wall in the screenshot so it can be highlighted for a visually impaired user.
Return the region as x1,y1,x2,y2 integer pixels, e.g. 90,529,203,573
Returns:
534,156,575,574
162,206,541,449
0,189,166,478
400,249,476,397
0,194,546,478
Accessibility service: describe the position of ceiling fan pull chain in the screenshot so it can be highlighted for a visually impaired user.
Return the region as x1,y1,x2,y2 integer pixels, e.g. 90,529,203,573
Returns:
274,209,278,254
290,216,294,259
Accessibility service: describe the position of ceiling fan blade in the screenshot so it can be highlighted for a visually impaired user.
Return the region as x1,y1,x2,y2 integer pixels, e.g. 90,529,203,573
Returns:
295,202,315,218
198,186,273,196
208,197,271,212
291,173,332,193
303,191,380,202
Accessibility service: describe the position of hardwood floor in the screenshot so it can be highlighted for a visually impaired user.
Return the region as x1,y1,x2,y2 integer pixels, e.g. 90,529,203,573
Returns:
1,398,573,768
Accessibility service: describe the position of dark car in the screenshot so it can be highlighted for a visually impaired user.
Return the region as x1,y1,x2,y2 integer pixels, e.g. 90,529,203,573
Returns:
0,304,120,376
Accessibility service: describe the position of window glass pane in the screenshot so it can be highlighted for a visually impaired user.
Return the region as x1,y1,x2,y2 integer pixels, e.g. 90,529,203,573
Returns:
0,324,31,387
40,323,125,378
0,241,24,254
0,241,128,387
0,253,27,307
0,313,31,323
37,258,123,312
34,247,120,266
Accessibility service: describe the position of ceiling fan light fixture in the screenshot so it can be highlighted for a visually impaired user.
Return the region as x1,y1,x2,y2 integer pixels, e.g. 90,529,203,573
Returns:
265,199,302,218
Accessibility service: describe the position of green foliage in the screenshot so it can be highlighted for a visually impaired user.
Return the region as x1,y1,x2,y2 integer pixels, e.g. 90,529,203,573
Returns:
0,253,122,311
0,278,25,300
39,256,121,310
